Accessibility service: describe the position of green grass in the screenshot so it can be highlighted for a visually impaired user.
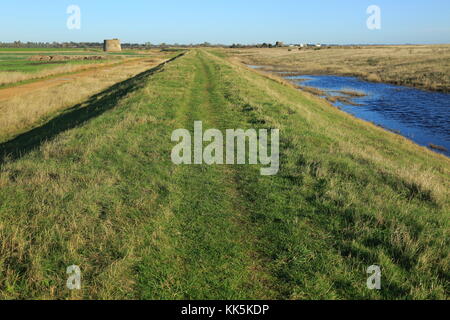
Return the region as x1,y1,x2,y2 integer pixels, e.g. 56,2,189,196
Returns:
0,52,101,56
0,50,165,74
0,56,115,73
0,51,179,89
0,48,87,52
0,50,448,300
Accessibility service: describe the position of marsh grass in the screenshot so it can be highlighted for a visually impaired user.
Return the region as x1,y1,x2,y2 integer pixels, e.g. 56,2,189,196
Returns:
337,89,367,97
292,86,364,106
229,45,450,92
326,95,363,106
429,144,448,152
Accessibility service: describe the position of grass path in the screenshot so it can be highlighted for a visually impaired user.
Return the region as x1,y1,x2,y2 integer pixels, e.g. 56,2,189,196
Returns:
136,51,273,299
0,50,448,299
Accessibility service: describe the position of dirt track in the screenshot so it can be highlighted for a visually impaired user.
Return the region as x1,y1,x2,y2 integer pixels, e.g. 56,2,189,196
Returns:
0,58,155,101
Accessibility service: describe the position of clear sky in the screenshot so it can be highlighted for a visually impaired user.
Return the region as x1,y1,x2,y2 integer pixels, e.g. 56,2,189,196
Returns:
1,0,449,44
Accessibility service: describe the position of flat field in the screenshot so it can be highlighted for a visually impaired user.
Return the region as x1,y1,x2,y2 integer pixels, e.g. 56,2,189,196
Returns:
0,49,177,143
0,48,167,87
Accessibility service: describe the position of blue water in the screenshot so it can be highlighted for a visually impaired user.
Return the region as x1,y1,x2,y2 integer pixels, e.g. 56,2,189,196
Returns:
287,75,450,157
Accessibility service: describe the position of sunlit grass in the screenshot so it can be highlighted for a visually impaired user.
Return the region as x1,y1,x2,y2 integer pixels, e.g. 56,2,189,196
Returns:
0,49,448,300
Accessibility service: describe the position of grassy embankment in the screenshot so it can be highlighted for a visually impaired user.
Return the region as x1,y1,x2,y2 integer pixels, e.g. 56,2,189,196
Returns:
229,45,450,92
0,53,176,143
0,49,448,299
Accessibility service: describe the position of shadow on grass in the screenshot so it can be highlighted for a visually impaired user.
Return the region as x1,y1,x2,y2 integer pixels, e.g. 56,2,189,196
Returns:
0,53,184,166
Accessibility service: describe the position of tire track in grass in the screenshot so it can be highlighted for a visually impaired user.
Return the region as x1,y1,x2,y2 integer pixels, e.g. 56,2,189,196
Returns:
196,51,349,299
137,51,272,299
196,51,278,297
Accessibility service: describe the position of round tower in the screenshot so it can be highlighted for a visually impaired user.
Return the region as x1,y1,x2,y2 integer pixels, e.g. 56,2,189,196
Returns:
103,39,122,52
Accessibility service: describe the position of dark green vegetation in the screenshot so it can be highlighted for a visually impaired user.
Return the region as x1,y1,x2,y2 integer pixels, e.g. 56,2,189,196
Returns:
0,50,448,299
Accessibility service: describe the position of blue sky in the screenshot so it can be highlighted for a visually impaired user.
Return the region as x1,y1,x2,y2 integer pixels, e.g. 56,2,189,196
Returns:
1,0,449,44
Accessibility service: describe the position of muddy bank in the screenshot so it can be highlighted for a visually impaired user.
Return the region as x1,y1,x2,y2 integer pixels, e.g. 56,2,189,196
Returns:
288,74,450,157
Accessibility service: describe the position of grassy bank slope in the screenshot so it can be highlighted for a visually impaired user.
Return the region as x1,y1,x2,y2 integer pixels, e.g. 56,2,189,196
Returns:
0,50,448,299
0,57,173,144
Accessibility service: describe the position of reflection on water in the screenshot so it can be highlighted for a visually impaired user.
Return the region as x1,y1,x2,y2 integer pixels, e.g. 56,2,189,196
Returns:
287,75,450,157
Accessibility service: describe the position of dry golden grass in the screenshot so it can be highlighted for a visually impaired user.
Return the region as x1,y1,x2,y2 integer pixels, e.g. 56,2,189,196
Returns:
0,58,164,142
228,45,450,92
0,59,125,86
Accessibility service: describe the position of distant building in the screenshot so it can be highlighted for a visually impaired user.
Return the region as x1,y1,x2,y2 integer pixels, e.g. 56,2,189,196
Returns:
316,43,322,48
103,39,122,52
275,41,284,47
